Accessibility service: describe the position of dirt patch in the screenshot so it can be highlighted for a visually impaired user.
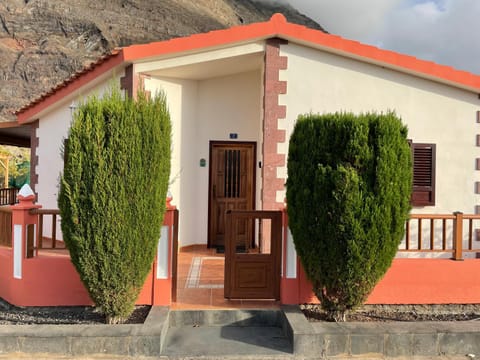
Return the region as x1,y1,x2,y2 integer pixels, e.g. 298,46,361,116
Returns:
301,304,480,322
0,298,150,325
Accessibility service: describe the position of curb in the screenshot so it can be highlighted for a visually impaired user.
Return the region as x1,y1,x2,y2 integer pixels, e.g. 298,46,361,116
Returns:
282,305,480,358
0,306,479,358
0,307,169,357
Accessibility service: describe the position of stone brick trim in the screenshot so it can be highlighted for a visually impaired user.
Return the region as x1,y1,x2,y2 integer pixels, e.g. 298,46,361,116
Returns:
262,38,288,210
29,120,39,194
120,64,147,99
120,64,140,99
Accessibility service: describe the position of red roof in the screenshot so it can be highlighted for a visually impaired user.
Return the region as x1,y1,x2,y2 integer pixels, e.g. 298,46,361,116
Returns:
16,13,480,123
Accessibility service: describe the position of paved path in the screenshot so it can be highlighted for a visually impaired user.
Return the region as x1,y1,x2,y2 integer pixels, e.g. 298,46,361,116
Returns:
163,325,291,357
0,354,472,359
0,307,478,359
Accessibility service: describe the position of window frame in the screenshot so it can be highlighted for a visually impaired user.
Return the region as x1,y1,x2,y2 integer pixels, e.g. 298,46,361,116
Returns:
409,141,436,207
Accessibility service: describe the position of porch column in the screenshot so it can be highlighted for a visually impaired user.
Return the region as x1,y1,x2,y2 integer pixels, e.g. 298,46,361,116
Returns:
10,184,41,279
280,208,300,304
262,38,288,210
152,203,178,305
30,120,39,194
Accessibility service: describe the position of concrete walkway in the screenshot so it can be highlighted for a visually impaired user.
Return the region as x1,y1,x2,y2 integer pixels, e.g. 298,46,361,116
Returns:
0,352,475,359
0,306,478,359
0,354,472,359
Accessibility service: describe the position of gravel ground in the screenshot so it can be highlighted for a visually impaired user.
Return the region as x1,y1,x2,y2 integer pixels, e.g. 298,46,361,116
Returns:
2,296,479,324
0,298,150,325
302,304,480,322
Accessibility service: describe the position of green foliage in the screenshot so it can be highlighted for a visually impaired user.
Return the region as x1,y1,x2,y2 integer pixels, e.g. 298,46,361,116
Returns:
0,145,30,188
286,112,412,320
58,89,171,323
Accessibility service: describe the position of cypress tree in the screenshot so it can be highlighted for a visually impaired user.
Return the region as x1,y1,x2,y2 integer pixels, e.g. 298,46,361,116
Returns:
286,112,411,321
58,89,171,323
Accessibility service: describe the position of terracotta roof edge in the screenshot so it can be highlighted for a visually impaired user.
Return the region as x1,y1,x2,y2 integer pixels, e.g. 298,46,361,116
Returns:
15,49,123,116
14,13,480,121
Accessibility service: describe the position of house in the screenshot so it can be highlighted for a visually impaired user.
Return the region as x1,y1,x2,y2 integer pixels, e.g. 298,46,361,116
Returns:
2,13,480,306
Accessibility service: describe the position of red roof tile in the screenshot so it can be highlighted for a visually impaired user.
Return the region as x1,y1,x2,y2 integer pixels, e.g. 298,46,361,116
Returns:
16,50,123,122
16,13,480,123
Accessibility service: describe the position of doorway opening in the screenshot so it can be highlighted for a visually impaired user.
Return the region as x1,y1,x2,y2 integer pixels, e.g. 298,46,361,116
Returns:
171,141,281,308
207,141,256,250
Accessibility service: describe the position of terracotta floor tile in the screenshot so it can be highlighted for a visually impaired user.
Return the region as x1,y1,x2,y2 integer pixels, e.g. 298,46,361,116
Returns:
198,280,222,286
173,245,279,309
211,297,244,309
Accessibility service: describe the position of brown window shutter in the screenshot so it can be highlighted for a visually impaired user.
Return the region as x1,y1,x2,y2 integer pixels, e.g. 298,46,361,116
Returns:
411,143,436,206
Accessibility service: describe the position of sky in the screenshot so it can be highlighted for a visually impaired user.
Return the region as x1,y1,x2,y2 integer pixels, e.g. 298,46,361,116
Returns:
284,0,480,75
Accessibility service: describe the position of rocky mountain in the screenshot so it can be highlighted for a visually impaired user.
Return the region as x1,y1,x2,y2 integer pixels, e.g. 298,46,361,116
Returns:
0,0,323,122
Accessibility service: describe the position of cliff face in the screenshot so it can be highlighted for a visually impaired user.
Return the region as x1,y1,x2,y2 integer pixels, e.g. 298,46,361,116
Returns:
0,0,323,121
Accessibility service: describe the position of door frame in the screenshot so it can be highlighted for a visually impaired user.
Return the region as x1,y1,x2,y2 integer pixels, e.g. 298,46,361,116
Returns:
207,141,257,248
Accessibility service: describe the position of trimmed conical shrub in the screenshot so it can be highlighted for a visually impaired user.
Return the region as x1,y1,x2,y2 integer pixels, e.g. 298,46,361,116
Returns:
58,89,171,323
286,112,411,321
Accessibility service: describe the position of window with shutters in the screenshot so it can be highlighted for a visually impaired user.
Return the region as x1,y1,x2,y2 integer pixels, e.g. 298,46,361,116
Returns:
410,142,436,206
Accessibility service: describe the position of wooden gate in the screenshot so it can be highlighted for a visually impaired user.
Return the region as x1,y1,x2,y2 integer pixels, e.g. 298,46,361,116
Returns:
224,210,281,300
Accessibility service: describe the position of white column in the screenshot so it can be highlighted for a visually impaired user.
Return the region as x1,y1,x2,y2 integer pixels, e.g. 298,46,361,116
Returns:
286,227,297,279
156,226,169,279
13,225,22,279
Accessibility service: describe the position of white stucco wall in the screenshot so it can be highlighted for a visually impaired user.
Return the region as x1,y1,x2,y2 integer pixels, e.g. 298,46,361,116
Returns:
35,73,124,239
36,106,71,209
278,43,480,215
145,70,262,246
35,40,479,255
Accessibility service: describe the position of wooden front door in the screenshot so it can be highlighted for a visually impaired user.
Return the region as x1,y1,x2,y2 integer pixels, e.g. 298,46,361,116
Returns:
208,142,256,249
224,210,282,300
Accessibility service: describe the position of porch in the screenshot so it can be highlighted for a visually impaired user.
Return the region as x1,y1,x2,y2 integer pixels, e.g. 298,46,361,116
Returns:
173,245,279,309
1,190,480,308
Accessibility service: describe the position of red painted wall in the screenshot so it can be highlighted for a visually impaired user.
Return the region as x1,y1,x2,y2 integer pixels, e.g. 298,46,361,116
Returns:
3,245,478,306
0,249,15,303
19,254,92,306
367,259,480,304
0,248,158,307
0,205,176,307
289,258,480,305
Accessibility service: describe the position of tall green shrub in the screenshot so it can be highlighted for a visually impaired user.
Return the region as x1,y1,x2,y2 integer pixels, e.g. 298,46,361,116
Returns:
286,112,411,321
58,89,171,323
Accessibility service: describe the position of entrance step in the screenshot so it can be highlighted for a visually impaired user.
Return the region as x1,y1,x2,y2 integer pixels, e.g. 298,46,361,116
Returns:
161,309,293,357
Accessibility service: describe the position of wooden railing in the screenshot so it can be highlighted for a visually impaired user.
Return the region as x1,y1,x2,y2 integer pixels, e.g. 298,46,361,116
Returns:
0,206,12,247
400,212,480,260
6,206,480,260
27,208,64,256
0,188,19,206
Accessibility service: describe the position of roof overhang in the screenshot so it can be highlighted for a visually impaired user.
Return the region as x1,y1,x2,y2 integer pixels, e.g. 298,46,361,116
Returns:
0,121,31,148
16,51,125,124
15,13,480,123
136,42,265,80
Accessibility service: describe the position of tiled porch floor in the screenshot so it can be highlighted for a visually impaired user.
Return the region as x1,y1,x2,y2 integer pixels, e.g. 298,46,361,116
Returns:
172,245,280,309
